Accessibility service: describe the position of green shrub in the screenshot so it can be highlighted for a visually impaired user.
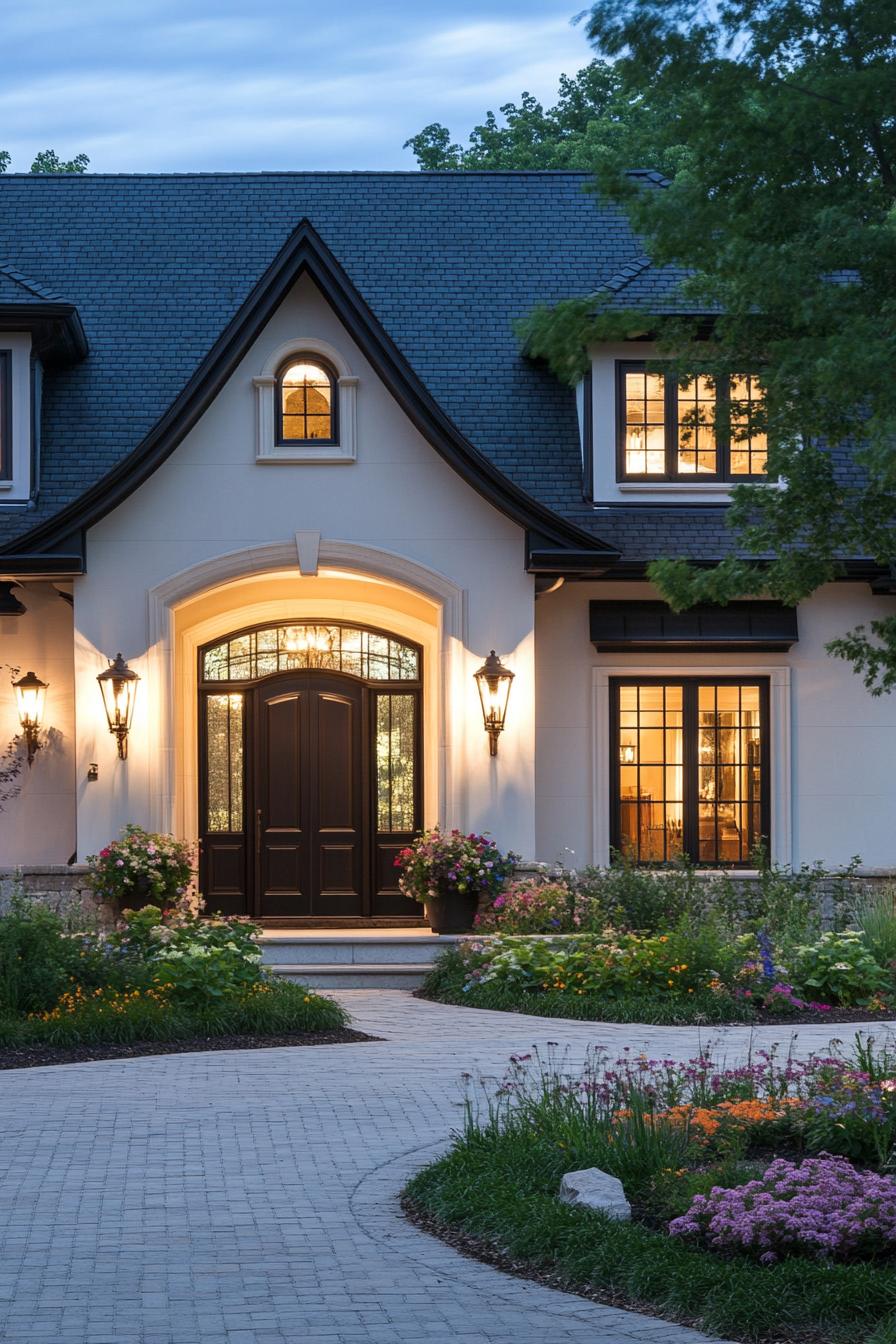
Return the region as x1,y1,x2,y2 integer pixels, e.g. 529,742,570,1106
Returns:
790,931,886,1006
0,898,102,1014
421,946,753,1024
854,886,896,971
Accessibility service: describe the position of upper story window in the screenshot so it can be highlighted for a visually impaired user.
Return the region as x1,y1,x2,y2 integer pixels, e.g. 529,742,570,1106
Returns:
618,362,767,482
278,358,337,445
0,351,11,482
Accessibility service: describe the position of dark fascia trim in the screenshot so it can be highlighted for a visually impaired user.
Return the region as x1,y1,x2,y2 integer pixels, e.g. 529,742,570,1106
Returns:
584,558,896,587
590,599,799,652
0,303,88,364
527,529,618,576
4,220,617,563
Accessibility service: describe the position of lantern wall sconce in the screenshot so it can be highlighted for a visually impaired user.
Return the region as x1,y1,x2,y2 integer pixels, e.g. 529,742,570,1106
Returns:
474,650,514,757
97,653,139,759
13,670,48,766
619,743,636,765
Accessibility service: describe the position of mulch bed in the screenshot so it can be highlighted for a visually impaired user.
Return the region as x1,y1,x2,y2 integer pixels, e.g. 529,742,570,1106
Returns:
0,1028,380,1070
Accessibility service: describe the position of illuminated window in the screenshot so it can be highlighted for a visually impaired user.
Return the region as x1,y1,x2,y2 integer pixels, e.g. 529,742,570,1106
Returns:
278,358,336,444
613,678,768,866
618,362,767,482
729,374,768,475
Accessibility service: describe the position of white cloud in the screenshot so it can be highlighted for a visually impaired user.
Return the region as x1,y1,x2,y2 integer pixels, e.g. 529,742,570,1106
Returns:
0,1,594,171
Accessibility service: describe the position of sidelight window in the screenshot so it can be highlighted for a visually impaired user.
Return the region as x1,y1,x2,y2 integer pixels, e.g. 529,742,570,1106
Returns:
204,693,244,833
612,678,768,866
375,694,417,833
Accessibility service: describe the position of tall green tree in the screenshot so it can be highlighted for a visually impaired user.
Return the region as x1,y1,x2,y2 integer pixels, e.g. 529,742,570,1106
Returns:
0,150,89,173
405,60,671,173
517,0,896,693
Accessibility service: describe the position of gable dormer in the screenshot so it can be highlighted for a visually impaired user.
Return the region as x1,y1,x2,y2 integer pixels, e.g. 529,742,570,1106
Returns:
0,263,86,504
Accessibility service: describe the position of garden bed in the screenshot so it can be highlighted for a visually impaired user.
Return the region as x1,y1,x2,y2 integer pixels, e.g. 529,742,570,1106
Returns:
418,951,896,1026
403,1042,896,1344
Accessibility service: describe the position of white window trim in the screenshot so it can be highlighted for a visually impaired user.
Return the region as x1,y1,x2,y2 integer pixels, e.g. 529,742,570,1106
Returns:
0,332,32,502
253,336,358,465
592,663,792,868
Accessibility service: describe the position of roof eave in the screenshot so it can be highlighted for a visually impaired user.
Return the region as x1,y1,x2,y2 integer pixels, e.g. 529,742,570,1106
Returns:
4,219,615,565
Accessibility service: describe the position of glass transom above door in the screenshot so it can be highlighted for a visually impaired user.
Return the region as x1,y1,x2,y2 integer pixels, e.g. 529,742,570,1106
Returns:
202,623,420,683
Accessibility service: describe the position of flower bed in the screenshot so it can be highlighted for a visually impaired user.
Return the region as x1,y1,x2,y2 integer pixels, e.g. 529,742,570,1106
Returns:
418,861,896,1024
0,893,348,1055
403,1038,896,1343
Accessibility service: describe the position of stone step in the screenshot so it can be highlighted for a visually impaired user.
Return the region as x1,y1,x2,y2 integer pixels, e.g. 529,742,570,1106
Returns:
265,962,435,990
258,932,463,967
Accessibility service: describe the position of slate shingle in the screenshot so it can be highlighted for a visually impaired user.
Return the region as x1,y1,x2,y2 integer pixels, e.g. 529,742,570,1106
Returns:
0,171,867,565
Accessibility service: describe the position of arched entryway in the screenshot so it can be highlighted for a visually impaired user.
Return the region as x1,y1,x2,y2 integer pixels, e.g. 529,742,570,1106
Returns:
198,620,422,920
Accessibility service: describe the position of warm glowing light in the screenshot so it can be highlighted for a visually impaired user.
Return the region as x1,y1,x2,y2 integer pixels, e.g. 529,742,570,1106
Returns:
474,651,514,757
97,653,140,760
13,670,47,766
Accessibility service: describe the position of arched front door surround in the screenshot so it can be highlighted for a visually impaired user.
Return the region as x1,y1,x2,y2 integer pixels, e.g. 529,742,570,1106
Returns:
198,620,423,918
145,540,467,906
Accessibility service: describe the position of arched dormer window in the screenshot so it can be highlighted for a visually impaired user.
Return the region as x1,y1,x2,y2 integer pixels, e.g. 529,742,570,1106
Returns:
254,339,358,465
278,357,337,445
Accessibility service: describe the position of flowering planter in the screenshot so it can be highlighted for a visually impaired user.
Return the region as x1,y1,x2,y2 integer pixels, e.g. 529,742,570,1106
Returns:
116,875,159,912
424,890,479,935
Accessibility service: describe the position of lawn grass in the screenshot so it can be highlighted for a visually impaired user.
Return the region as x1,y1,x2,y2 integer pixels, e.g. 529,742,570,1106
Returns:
419,947,756,1025
0,979,348,1048
404,1126,896,1344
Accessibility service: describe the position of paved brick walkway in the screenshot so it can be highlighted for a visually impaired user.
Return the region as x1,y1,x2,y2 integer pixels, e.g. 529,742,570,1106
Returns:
0,992,888,1344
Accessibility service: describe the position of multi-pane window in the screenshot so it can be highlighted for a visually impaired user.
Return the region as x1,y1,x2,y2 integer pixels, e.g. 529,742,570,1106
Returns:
613,679,768,866
278,358,336,443
202,623,419,683
375,694,417,833
729,374,768,476
0,351,10,481
205,693,244,833
618,362,767,481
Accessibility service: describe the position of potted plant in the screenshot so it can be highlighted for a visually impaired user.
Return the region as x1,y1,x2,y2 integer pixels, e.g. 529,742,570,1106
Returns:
395,827,517,934
87,824,195,914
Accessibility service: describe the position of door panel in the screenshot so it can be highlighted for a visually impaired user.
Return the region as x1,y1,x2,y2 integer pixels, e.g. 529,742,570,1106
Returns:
258,689,308,916
311,687,363,914
256,675,364,918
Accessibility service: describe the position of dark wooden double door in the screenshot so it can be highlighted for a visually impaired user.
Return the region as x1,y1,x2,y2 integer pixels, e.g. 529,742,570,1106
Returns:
201,671,419,920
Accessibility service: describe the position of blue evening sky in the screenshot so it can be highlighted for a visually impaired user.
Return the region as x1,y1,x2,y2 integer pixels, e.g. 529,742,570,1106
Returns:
1,1,594,173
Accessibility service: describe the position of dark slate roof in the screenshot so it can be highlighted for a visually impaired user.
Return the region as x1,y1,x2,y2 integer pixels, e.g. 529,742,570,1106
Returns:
0,172,865,566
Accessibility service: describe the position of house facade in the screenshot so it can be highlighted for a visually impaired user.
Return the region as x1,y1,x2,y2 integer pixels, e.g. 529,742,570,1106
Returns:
0,172,893,920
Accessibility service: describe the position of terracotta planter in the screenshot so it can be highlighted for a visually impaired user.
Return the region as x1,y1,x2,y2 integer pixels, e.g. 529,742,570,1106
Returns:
424,889,479,935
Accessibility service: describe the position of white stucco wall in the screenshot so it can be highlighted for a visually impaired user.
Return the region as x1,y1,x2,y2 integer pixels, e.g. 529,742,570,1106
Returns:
535,580,896,871
0,582,76,864
72,273,536,860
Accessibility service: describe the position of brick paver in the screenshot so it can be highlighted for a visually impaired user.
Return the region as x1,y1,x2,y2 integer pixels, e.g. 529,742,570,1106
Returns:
0,991,887,1343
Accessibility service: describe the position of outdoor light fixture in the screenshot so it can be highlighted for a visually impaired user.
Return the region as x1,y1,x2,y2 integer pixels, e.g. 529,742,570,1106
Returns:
474,650,514,757
97,653,139,760
13,670,48,766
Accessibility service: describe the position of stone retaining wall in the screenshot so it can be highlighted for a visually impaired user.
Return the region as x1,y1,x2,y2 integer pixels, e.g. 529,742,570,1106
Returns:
0,865,113,927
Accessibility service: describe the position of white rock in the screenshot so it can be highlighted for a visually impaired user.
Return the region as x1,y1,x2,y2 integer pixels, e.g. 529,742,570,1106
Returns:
559,1167,631,1220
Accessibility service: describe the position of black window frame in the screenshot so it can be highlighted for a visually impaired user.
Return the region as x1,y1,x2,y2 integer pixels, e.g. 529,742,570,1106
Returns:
615,361,767,484
0,351,11,482
609,675,771,868
276,354,338,447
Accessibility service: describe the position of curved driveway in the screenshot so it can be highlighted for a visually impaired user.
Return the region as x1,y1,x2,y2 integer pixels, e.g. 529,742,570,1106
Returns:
0,991,885,1344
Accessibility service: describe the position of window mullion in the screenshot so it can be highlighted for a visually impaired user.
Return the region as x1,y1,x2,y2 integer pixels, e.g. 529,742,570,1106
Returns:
665,373,677,478
682,682,699,862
